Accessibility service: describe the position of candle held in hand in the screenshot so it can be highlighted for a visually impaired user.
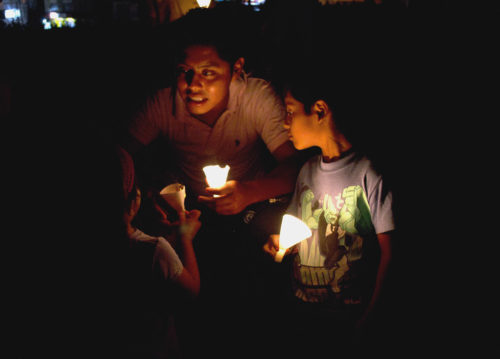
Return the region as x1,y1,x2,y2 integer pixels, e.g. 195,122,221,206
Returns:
275,214,312,263
159,183,186,214
203,165,230,197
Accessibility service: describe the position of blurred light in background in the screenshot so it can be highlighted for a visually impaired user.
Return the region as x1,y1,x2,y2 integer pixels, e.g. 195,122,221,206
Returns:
196,0,211,8
5,8,21,20
42,11,76,29
241,0,266,12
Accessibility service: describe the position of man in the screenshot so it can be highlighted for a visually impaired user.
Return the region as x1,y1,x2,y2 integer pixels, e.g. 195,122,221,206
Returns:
124,6,300,221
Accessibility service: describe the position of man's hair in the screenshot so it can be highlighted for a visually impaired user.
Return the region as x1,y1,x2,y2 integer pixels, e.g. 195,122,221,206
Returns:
166,4,254,114
170,5,253,68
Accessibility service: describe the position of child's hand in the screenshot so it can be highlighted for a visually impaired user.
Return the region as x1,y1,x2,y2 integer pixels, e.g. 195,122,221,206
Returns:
262,234,280,257
179,209,202,241
153,199,179,226
141,190,178,226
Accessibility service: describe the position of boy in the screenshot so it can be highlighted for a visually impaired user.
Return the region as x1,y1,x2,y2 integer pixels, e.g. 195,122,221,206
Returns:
263,62,395,354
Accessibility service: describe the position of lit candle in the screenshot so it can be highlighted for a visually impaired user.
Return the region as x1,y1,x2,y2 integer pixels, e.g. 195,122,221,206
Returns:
203,165,230,197
196,0,211,8
275,214,312,263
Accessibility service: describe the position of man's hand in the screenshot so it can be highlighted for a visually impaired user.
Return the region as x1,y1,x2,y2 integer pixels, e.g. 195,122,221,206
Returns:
197,180,253,215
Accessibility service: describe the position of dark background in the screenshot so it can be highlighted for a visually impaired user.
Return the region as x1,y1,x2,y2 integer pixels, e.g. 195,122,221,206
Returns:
2,0,496,357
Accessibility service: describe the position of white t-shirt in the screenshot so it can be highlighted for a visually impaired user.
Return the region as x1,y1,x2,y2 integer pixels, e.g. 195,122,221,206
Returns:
130,229,183,281
129,74,289,197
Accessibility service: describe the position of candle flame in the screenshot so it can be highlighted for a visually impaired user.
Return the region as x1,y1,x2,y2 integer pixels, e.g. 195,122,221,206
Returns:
203,165,230,188
196,0,211,8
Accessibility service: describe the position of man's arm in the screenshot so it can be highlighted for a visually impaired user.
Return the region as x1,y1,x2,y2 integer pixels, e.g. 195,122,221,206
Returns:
120,131,146,156
198,141,302,215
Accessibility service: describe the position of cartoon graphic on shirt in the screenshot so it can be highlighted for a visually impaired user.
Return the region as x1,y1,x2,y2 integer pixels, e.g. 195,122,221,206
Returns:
296,185,375,300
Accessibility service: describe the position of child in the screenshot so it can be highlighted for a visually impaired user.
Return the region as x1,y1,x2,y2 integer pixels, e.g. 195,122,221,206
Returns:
119,145,201,296
117,145,202,358
262,63,395,354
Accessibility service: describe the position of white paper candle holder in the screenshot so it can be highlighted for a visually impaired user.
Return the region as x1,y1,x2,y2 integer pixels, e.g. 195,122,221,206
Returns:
275,214,312,262
159,183,186,214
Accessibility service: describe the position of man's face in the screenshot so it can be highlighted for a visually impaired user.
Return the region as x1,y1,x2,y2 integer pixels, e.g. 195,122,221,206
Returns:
176,45,236,125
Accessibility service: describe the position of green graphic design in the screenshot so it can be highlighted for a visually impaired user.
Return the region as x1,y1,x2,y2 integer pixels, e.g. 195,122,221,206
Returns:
339,185,375,236
299,185,375,273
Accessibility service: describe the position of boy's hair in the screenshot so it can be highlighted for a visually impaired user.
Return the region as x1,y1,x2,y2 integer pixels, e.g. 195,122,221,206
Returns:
286,50,398,163
281,55,361,140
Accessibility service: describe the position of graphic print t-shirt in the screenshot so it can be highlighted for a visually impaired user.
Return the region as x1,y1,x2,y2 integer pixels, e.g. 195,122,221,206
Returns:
286,151,394,306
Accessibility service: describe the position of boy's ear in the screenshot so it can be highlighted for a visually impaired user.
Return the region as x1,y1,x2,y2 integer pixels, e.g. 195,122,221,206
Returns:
313,100,330,121
232,57,245,77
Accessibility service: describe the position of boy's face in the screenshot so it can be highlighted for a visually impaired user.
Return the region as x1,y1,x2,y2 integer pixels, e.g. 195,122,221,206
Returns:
176,45,239,125
283,91,317,150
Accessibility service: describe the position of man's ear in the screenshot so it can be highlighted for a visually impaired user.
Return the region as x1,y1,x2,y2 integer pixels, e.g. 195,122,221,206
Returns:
232,57,245,78
313,100,330,121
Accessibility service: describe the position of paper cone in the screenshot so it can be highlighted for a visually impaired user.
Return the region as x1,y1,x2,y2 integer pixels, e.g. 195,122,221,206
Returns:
160,183,186,213
274,214,312,263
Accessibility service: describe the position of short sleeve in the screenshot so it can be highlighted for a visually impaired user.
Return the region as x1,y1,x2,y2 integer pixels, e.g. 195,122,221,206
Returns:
368,176,395,235
129,88,172,146
153,236,184,280
248,79,289,154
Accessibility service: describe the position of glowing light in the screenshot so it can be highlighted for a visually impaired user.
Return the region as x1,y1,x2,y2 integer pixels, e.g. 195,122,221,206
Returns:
42,18,51,30
54,17,63,28
203,165,230,195
275,214,312,262
5,9,21,20
42,14,77,30
65,17,76,28
196,0,211,8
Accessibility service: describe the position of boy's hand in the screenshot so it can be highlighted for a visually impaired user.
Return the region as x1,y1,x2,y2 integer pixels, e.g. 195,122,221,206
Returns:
198,180,251,215
262,234,280,257
179,209,202,241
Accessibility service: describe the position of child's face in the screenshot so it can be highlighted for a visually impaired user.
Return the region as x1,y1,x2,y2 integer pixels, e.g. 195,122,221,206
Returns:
283,91,318,150
130,187,141,217
176,45,237,124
